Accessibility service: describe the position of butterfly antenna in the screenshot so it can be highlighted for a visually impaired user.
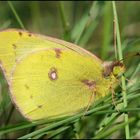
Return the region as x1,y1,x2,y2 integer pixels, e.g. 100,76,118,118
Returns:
118,52,140,65
116,77,134,88
113,52,140,69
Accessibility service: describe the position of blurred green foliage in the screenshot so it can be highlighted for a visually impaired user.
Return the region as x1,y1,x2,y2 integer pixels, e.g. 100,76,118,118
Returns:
0,1,140,139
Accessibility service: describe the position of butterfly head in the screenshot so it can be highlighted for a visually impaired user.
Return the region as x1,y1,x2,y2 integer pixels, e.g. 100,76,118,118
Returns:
103,61,125,78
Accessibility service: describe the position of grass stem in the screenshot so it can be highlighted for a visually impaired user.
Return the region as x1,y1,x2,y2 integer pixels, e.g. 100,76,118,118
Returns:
112,1,130,139
7,1,25,29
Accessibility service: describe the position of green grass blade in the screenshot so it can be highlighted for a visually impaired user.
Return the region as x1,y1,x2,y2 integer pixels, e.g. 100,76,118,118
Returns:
94,117,135,139
30,1,41,31
33,126,71,139
7,1,25,29
101,2,112,59
59,2,70,33
112,1,130,139
71,1,97,44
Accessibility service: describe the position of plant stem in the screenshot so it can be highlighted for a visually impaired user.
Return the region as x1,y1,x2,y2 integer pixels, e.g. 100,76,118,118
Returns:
7,1,25,29
112,1,130,139
94,117,135,139
59,1,69,33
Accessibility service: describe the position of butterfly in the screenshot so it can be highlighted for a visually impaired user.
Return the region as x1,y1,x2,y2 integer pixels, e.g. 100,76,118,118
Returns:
0,29,125,121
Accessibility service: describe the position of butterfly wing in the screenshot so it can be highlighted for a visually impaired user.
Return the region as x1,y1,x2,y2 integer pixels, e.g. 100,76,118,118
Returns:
0,29,110,121
0,29,67,80
10,48,109,120
0,29,102,81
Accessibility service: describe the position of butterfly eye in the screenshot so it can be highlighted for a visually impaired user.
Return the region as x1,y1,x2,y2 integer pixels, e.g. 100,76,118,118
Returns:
113,66,125,78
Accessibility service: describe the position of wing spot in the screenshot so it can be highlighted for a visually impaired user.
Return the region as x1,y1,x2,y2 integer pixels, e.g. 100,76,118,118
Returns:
48,67,58,81
30,95,33,99
18,32,22,36
12,44,17,57
81,79,96,90
28,33,32,37
38,105,42,108
54,48,62,58
25,84,30,89
12,44,17,49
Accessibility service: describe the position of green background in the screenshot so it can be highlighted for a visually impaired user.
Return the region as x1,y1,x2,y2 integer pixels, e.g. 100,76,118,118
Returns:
0,1,140,139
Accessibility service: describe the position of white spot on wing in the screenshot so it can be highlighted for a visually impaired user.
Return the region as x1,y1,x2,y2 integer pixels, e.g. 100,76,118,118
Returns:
48,67,58,81
51,71,57,80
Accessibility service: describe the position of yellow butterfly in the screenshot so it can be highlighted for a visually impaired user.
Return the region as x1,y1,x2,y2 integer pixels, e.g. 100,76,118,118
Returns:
0,29,125,121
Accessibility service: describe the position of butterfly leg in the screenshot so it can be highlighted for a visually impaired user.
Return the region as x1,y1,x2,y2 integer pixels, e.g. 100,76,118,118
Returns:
82,89,96,118
109,86,120,112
